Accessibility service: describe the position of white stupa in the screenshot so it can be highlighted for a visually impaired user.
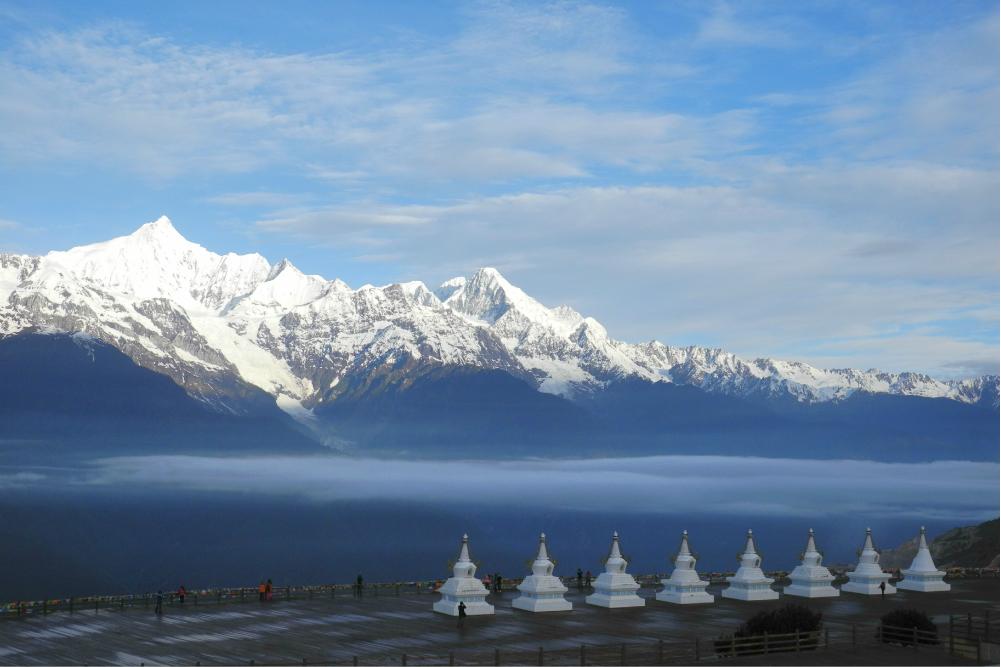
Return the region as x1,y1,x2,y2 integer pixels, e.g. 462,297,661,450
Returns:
842,527,895,595
432,534,495,616
586,531,645,608
722,530,779,601
656,530,714,605
897,527,950,592
512,533,572,612
784,529,839,598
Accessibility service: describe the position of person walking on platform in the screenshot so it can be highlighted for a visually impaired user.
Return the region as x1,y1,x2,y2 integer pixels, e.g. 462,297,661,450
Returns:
577,568,584,591
494,572,502,593
585,570,592,590
265,579,273,602
356,574,364,597
457,600,467,629
879,581,886,598
177,585,186,604
258,581,266,602
154,590,163,615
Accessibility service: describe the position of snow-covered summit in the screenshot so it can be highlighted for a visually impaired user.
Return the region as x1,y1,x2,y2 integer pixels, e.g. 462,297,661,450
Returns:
1,216,996,416
43,215,270,311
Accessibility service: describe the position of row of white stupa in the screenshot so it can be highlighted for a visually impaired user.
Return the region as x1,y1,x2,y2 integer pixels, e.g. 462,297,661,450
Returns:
433,527,949,616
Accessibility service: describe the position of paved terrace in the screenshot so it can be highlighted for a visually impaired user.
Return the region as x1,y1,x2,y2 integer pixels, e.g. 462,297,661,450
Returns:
1,580,997,666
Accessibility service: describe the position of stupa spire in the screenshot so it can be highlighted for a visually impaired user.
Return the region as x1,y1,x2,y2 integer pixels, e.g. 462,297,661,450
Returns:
743,529,757,554
862,527,875,552
678,530,692,557
457,533,471,563
536,532,549,561
805,528,818,554
918,526,929,550
609,531,623,560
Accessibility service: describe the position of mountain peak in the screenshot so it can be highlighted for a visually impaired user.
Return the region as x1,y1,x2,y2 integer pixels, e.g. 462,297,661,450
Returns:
132,215,185,242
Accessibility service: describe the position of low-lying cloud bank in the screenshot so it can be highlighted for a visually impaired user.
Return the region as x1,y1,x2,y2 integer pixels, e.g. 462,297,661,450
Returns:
78,455,999,521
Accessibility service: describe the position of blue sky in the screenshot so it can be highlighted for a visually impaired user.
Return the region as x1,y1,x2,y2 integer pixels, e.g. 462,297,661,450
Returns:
0,0,997,377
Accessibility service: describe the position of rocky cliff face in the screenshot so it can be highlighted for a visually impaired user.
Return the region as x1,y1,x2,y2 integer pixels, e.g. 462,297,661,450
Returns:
880,518,1000,569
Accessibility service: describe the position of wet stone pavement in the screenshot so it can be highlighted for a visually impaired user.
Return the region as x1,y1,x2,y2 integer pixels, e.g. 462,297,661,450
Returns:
0,580,996,665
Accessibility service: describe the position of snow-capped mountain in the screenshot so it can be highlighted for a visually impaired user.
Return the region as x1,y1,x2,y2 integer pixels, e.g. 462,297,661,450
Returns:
1,216,997,423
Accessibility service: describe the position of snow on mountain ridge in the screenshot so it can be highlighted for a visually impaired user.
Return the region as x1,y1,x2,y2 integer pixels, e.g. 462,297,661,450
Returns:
0,217,995,415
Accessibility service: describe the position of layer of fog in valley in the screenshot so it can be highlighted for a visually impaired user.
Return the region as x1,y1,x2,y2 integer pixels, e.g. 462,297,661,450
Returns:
1,453,996,601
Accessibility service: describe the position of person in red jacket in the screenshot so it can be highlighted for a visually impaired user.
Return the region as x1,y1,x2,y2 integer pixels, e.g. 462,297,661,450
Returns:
177,585,186,604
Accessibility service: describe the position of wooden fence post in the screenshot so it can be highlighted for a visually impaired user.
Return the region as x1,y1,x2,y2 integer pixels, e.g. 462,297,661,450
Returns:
763,632,769,654
795,630,801,653
538,646,544,666
912,627,918,649
352,656,358,666
657,638,664,664
730,635,736,657
401,653,407,666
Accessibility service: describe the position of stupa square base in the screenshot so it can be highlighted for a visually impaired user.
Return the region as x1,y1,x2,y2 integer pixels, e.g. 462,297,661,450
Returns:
722,586,779,601
512,596,573,612
585,592,645,608
842,581,896,595
896,579,951,592
655,590,714,604
783,584,839,598
433,598,495,616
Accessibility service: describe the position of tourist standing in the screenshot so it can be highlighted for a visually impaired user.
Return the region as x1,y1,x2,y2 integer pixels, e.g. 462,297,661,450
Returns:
258,580,266,602
576,568,584,591
585,570,592,589
356,574,364,597
457,600,467,628
154,590,163,615
265,579,273,602
177,584,186,604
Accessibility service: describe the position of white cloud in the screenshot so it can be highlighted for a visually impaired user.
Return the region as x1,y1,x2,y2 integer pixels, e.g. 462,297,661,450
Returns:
82,454,999,521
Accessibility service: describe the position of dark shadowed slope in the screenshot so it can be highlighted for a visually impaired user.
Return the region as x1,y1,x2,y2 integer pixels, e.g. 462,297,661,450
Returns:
0,332,321,461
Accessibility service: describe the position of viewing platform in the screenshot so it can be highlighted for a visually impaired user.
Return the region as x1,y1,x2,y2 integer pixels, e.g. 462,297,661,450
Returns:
1,578,996,665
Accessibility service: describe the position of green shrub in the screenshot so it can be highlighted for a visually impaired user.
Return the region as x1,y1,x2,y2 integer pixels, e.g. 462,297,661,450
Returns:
715,604,823,656
741,604,823,636
880,609,939,646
